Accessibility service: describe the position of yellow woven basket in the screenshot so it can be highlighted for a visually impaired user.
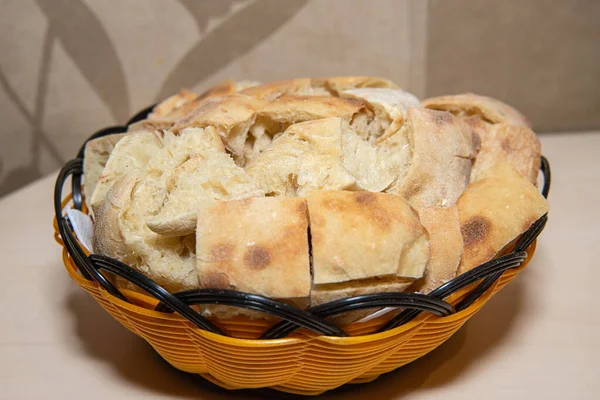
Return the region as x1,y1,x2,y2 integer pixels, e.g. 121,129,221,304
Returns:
53,194,535,396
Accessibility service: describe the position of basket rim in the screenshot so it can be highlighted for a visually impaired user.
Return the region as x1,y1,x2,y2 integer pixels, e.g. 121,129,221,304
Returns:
55,211,535,344
52,106,549,341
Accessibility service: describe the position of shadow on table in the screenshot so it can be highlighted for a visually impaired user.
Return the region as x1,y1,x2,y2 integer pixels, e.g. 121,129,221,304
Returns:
64,273,526,399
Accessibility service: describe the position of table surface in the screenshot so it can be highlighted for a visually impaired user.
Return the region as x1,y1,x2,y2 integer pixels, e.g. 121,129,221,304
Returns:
1,132,599,400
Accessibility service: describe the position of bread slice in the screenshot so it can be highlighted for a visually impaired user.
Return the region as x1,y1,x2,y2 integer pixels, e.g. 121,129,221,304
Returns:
148,88,199,120
383,107,476,210
311,276,414,306
308,190,429,289
196,197,311,307
456,163,549,273
243,95,368,165
93,172,199,292
90,131,163,215
171,94,267,164
423,94,540,184
239,76,398,101
323,76,398,94
92,175,136,261
410,206,463,293
129,80,260,134
240,78,331,100
340,87,421,142
146,152,264,237
246,118,355,196
470,123,541,185
91,128,228,292
83,132,125,207
422,93,530,127
90,127,224,214
246,117,397,196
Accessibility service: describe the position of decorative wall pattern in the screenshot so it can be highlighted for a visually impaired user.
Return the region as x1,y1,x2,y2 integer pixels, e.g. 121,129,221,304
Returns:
1,0,598,196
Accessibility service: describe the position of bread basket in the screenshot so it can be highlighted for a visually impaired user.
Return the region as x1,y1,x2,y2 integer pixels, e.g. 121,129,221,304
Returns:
53,105,550,396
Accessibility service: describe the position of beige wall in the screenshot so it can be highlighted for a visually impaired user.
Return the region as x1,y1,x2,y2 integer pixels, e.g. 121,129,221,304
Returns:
1,0,599,196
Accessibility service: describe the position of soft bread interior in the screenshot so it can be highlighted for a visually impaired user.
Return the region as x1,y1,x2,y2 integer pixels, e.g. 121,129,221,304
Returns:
92,127,227,292
88,77,547,323
311,276,415,305
83,132,126,210
146,152,263,236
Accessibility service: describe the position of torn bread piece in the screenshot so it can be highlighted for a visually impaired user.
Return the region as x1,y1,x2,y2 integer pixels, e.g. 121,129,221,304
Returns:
246,118,358,196
383,107,476,210
422,93,530,127
323,76,398,94
171,94,267,163
240,78,331,100
130,81,260,133
308,190,429,306
243,95,368,165
340,87,421,142
470,123,541,185
146,152,264,237
92,175,136,261
410,206,463,293
90,127,224,214
83,132,126,207
246,117,396,196
239,76,398,101
148,88,199,120
456,163,549,274
196,197,311,318
91,128,227,292
93,173,199,292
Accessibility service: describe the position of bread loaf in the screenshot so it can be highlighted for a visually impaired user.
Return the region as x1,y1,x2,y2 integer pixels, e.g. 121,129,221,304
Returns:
196,197,311,317
410,206,463,293
456,163,549,273
308,191,429,301
383,107,476,210
423,93,540,184
87,76,548,321
92,127,228,292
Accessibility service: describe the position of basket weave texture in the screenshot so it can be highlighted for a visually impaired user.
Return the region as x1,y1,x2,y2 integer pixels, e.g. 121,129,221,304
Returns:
54,205,534,396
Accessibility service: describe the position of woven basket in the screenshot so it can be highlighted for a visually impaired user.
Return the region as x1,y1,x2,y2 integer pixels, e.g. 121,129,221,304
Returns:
53,110,549,396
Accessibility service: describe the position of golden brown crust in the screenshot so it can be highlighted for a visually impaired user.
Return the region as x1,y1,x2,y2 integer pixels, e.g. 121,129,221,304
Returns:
385,107,476,210
197,80,237,100
148,88,199,120
92,175,136,259
89,77,545,321
172,94,267,158
196,197,311,300
83,133,126,207
258,95,366,123
456,163,549,273
410,206,463,293
240,78,329,100
341,88,421,141
324,76,399,93
470,123,541,184
422,93,530,127
308,190,429,285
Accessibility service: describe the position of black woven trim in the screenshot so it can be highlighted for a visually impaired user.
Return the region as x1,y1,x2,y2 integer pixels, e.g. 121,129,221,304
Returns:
380,157,551,330
54,106,551,339
261,292,455,339
156,289,347,337
54,159,125,300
